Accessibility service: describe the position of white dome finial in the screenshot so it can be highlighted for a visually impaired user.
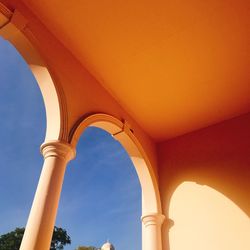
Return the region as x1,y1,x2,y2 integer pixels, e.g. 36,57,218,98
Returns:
101,240,115,250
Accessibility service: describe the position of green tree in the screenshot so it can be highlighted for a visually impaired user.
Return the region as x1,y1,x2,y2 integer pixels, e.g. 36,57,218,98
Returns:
51,226,71,250
0,226,71,250
0,227,24,250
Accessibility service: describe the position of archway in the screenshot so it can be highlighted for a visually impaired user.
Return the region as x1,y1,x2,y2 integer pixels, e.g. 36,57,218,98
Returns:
69,113,161,216
69,113,163,250
0,5,70,250
57,126,142,249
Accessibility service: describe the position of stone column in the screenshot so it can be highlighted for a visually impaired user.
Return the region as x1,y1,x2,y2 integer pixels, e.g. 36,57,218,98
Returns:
20,141,75,250
141,213,165,250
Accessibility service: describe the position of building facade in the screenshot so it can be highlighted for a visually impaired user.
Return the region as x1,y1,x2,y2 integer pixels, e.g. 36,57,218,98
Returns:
0,1,249,250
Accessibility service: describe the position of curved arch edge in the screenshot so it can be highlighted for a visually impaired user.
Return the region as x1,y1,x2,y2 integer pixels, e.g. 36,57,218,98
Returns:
0,6,67,142
69,113,163,215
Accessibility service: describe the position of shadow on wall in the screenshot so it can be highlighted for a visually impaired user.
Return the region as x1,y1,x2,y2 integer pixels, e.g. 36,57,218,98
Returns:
169,182,250,250
159,113,250,215
158,113,250,250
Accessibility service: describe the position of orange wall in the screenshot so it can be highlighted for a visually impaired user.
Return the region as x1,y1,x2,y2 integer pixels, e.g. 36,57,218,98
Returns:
158,113,250,249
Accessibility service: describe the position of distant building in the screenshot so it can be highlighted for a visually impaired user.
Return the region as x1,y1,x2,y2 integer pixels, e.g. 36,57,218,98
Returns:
101,240,115,250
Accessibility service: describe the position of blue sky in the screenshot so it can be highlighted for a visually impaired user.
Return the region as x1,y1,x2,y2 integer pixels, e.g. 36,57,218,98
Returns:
0,37,141,250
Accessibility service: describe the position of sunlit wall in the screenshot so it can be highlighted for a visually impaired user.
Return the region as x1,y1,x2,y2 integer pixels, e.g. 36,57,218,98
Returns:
169,182,250,250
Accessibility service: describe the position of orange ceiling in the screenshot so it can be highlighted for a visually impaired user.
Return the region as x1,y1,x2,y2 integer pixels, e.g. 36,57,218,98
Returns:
22,0,250,140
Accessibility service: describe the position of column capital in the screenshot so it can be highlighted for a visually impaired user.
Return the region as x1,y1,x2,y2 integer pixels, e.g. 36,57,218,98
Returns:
141,213,165,227
40,140,76,161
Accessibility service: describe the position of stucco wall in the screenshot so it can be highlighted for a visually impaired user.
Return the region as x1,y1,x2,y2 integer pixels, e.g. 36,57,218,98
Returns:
158,112,250,249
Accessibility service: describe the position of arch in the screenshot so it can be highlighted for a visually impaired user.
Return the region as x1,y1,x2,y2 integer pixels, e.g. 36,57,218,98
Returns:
69,113,162,215
0,5,65,141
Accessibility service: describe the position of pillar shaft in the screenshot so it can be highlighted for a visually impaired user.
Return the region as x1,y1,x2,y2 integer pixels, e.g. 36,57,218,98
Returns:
141,213,165,250
20,141,75,250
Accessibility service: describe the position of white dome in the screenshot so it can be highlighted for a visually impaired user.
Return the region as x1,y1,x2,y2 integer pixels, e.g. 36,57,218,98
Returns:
101,241,115,250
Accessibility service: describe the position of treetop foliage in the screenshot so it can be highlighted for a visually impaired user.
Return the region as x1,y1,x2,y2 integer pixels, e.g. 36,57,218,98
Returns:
0,226,71,250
